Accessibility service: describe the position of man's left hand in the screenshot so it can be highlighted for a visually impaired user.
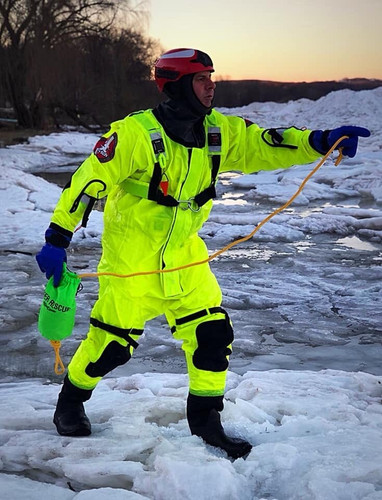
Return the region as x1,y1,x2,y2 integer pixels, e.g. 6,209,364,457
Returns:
310,126,371,157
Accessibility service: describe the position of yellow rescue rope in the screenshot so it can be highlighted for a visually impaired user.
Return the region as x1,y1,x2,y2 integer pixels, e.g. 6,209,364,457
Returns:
78,138,346,280
50,137,347,375
50,340,66,375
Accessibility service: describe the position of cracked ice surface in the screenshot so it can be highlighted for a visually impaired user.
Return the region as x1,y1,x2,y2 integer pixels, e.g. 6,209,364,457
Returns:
0,88,381,499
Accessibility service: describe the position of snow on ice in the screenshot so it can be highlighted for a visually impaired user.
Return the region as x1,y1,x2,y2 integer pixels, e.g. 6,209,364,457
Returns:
0,87,381,499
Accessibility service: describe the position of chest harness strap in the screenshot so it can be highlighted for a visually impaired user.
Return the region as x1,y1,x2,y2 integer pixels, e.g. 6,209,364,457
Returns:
121,114,222,211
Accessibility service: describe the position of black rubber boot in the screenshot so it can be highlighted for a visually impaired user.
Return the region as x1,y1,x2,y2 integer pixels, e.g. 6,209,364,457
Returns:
187,394,252,459
53,375,92,437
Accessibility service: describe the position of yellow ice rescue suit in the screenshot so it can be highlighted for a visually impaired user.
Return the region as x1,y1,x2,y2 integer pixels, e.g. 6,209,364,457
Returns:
50,109,321,396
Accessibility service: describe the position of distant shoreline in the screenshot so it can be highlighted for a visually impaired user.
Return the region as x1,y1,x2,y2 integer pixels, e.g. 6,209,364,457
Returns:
212,78,382,107
1,80,381,145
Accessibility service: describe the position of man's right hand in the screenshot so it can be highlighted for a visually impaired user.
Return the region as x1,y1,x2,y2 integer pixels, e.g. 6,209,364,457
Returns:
36,243,67,287
36,225,72,287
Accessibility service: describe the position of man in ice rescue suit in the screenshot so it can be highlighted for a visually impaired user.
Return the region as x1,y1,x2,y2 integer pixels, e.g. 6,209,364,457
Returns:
36,48,370,459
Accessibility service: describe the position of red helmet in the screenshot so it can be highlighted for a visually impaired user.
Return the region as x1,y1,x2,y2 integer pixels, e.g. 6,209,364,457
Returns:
154,48,214,92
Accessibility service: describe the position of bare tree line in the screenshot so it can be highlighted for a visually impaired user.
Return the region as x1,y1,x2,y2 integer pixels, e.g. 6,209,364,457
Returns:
2,1,379,132
0,0,161,130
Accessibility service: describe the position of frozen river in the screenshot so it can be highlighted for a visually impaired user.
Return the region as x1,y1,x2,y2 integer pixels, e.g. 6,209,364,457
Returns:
0,88,381,380
0,88,381,500
1,184,381,382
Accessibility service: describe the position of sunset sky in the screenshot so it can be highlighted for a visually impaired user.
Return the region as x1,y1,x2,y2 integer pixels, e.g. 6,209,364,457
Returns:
147,0,382,82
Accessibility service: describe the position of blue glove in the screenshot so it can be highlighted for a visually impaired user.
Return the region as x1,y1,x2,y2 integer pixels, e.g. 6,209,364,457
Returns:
36,243,67,287
309,126,370,158
36,226,72,287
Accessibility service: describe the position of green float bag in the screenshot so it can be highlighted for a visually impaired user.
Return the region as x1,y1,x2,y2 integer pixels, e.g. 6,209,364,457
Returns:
38,263,82,341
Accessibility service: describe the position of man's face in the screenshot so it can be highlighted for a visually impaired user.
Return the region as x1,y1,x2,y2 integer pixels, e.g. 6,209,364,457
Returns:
192,71,216,108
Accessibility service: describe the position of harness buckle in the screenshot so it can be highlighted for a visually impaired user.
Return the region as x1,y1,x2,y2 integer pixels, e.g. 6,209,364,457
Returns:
178,197,201,212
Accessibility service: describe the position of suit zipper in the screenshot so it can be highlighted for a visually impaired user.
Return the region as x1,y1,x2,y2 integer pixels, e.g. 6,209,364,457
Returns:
161,148,192,270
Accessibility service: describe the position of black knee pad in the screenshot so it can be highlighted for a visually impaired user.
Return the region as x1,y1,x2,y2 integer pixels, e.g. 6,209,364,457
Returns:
193,314,234,372
85,341,132,378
